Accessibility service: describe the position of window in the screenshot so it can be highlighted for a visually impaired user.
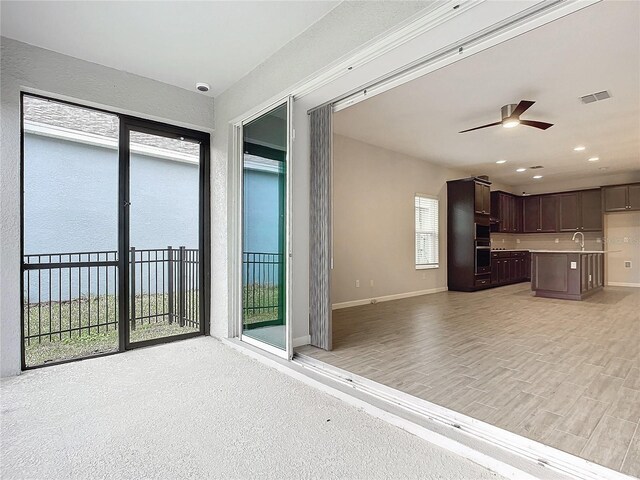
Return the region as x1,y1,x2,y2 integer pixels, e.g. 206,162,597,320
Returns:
415,194,439,269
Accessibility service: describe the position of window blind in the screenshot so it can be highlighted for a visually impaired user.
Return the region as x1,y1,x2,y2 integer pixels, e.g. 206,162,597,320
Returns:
415,195,439,268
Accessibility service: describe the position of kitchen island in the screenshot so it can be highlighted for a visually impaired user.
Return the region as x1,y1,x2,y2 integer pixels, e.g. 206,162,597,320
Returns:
530,250,605,300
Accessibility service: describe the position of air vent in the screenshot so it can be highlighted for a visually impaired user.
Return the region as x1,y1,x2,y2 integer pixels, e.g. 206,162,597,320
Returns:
580,90,611,104
530,165,544,169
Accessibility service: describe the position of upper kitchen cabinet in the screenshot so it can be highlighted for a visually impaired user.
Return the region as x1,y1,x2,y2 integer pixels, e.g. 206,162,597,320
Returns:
558,189,602,232
474,181,491,215
523,195,557,232
580,189,603,230
558,193,579,231
603,183,640,212
491,191,522,233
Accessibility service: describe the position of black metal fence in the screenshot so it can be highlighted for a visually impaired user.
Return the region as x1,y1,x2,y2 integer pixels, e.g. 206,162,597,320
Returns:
22,246,199,345
242,251,283,325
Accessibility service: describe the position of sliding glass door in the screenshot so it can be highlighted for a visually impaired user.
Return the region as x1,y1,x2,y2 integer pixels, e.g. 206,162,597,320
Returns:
240,100,291,357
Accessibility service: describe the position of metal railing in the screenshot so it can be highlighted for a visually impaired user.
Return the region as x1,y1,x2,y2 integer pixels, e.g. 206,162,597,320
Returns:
22,246,199,345
242,251,283,324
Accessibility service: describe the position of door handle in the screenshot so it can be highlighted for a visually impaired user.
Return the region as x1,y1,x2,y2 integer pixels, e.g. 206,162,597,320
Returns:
123,201,131,207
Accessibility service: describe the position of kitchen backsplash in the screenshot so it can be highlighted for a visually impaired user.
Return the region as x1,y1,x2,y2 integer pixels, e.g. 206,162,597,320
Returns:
491,232,604,251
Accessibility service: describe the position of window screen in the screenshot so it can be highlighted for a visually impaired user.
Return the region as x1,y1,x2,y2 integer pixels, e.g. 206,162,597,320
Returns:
415,195,439,268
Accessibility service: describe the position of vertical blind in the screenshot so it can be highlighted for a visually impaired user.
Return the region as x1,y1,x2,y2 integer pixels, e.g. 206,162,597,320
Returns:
415,195,439,267
309,104,332,350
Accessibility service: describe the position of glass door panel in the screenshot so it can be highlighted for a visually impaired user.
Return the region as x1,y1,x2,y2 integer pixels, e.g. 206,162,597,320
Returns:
241,103,288,351
22,94,119,367
127,129,202,344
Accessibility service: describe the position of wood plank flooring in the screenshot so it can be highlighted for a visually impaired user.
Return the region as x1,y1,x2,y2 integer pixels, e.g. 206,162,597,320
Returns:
297,284,640,476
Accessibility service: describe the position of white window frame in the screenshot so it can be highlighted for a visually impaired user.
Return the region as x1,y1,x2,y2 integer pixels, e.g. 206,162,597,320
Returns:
415,193,439,270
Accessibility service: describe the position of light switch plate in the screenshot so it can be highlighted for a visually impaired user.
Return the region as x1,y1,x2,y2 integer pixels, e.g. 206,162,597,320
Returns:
570,261,577,269
625,261,632,269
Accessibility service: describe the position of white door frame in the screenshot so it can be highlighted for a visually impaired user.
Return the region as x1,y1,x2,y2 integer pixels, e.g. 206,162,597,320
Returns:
234,97,294,360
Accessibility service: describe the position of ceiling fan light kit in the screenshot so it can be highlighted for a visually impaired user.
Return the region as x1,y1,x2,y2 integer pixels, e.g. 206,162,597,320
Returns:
459,100,554,133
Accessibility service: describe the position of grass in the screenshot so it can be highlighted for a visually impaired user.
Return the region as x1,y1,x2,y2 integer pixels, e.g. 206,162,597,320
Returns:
242,284,282,324
24,284,281,366
24,291,199,367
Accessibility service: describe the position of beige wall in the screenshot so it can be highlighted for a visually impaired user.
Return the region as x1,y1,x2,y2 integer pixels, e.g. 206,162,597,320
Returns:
604,212,640,286
331,135,467,305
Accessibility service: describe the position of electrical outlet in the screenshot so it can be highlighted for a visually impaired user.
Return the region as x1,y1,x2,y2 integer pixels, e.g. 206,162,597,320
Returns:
625,261,632,269
355,280,360,288
370,280,374,287
624,237,629,243
516,238,521,244
555,238,560,244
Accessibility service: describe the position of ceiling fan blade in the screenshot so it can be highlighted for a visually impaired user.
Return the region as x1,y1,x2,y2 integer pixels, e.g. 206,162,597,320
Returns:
520,119,554,130
459,121,502,133
511,100,535,118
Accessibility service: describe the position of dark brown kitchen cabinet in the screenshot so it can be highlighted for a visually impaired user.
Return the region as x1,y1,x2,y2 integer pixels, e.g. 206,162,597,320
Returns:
475,182,491,215
523,195,557,232
604,183,640,212
524,252,531,280
558,189,602,232
490,250,529,286
523,196,540,233
447,177,493,292
558,193,579,231
629,184,640,210
512,196,523,233
540,195,558,232
603,185,629,211
491,192,523,233
580,189,603,231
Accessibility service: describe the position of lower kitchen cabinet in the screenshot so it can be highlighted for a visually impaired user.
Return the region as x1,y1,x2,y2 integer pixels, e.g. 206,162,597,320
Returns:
491,251,530,286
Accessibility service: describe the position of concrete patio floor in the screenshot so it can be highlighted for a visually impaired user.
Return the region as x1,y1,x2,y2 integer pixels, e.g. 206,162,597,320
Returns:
1,337,502,480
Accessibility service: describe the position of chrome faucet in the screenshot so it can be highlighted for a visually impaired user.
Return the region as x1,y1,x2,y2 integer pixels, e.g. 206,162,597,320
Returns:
572,231,585,251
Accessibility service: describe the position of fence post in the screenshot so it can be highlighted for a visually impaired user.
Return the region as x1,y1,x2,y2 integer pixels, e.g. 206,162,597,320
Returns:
179,246,186,327
130,247,136,331
167,246,174,324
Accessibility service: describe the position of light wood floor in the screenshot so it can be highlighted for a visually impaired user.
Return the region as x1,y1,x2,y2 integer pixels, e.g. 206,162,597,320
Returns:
297,284,640,476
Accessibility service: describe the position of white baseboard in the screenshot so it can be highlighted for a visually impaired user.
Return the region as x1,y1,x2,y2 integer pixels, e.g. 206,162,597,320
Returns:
332,287,448,310
607,282,640,288
293,335,311,348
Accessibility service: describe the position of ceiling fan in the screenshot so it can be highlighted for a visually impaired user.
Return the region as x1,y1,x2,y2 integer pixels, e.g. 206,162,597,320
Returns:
459,100,553,133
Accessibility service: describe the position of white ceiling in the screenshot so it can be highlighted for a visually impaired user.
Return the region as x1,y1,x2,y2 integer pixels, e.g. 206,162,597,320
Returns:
333,0,640,187
0,1,338,96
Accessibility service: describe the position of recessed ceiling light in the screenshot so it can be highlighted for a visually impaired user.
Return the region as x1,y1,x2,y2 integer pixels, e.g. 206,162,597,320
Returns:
533,175,543,179
195,82,210,92
573,146,586,151
588,157,600,162
496,160,507,164
516,168,527,172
